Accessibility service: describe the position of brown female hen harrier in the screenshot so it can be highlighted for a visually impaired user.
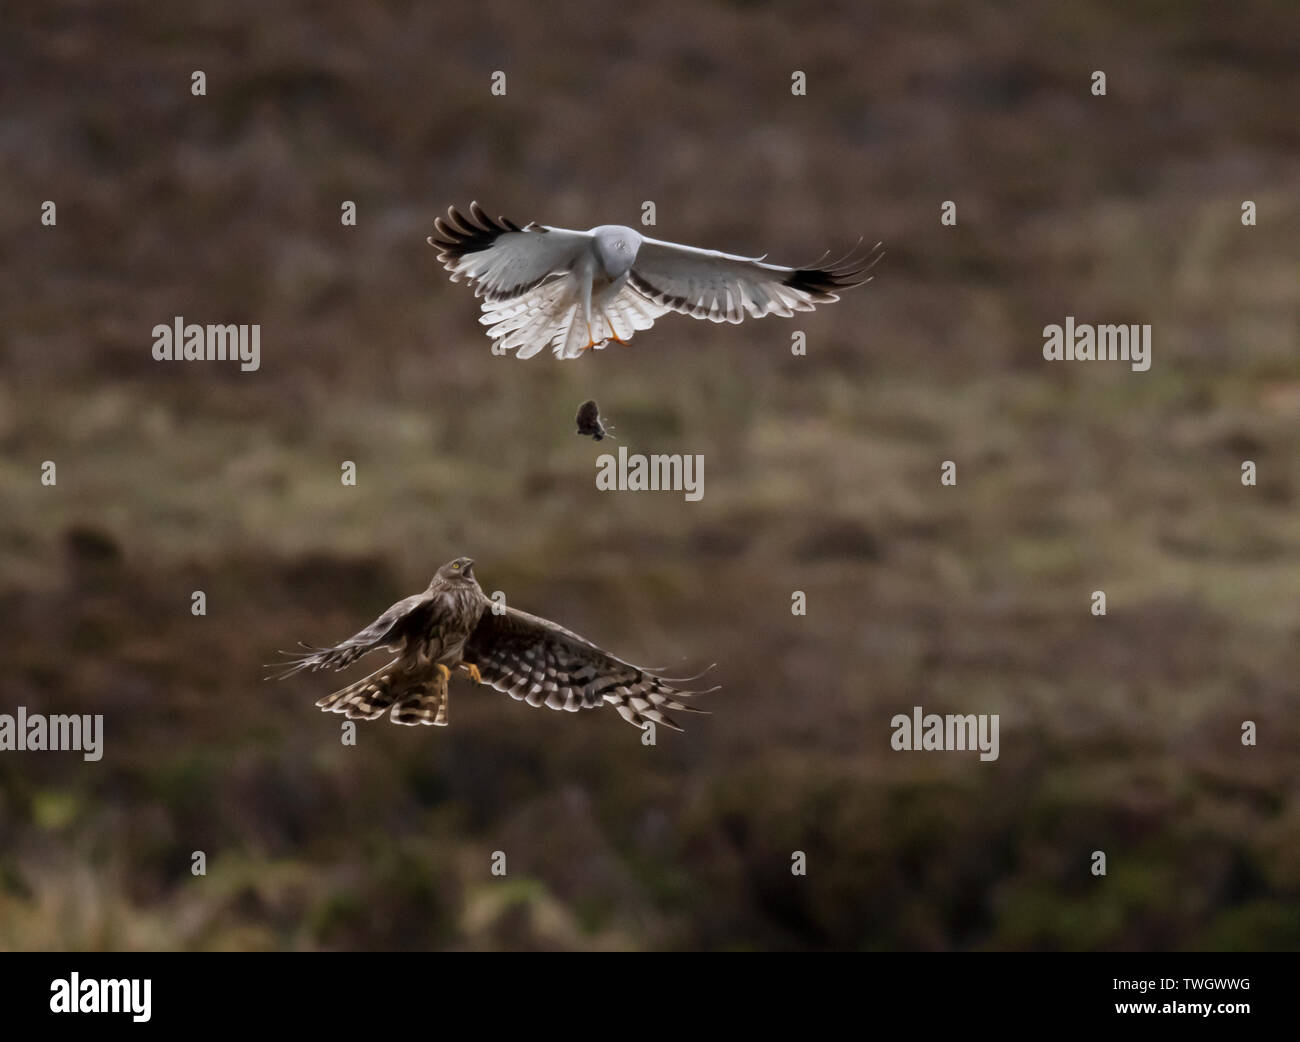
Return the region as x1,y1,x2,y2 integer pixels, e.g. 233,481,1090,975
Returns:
274,557,712,731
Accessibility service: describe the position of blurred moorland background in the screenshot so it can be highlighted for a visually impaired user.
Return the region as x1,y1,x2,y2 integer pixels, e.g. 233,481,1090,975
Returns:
1,0,1298,951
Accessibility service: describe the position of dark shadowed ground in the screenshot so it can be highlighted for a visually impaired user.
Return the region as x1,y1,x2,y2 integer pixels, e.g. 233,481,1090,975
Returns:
1,0,1298,950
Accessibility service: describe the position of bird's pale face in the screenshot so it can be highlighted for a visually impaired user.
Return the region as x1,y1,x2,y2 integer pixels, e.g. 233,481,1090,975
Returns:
435,556,478,585
591,225,641,279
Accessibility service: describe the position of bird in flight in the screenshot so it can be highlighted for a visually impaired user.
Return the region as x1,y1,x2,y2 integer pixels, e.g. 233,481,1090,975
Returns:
273,557,712,731
429,202,882,359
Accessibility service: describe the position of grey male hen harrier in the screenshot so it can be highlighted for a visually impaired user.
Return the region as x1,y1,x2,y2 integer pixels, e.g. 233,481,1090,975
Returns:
275,557,712,731
429,202,883,358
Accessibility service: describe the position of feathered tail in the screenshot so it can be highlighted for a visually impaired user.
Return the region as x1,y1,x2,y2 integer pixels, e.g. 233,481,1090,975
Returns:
313,659,450,726
314,657,402,720
479,280,664,359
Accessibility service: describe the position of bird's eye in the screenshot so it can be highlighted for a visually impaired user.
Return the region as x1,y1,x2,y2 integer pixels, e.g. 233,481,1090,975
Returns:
452,563,460,569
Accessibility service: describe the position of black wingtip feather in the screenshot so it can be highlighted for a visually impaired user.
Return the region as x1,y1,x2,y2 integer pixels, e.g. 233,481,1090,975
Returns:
785,240,885,299
428,202,529,264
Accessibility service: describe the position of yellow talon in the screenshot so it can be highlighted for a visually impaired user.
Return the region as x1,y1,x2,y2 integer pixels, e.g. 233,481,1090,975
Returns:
435,663,451,684
461,662,483,685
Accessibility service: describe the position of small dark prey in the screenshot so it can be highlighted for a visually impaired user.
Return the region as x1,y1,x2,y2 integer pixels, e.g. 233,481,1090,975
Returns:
575,399,615,441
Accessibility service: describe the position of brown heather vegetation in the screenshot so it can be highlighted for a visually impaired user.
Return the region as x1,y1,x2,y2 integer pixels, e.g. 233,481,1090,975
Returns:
1,0,1298,950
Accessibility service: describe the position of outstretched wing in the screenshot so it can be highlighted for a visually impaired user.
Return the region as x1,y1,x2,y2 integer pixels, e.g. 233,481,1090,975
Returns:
428,202,592,304
462,607,711,731
273,593,433,676
629,236,884,323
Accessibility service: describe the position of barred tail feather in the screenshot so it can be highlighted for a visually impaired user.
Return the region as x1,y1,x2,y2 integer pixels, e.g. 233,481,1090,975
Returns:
315,657,402,721
389,678,450,727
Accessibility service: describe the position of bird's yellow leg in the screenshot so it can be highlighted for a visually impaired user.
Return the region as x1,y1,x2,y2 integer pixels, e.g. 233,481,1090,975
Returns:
459,662,483,685
435,663,451,685
603,312,627,344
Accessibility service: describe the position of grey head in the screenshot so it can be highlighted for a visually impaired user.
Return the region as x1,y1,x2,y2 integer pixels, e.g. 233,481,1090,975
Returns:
432,556,478,587
590,225,642,279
